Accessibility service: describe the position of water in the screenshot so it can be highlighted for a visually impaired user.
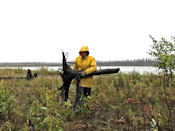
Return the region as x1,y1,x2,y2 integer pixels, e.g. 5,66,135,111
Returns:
0,66,158,74
99,66,158,74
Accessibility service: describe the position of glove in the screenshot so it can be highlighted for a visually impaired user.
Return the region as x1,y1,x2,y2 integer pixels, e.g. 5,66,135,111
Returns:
79,71,86,77
72,79,77,85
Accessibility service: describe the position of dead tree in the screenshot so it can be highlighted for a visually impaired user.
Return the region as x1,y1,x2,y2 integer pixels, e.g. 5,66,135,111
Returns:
58,52,120,101
0,69,37,80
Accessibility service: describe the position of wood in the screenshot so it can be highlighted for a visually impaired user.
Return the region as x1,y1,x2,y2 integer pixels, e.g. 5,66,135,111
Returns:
0,69,37,80
59,52,120,101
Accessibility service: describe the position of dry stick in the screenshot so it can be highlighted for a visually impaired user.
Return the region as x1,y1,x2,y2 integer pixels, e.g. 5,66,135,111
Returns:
0,77,27,79
0,69,37,80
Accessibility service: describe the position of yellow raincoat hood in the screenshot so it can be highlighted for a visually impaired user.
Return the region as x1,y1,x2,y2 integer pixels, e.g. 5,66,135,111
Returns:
79,46,89,53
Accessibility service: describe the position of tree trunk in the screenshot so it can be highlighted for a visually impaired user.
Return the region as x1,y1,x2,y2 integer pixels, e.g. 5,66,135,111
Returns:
59,52,120,101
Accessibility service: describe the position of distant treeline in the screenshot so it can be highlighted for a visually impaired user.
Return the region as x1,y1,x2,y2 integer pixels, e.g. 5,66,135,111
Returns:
0,62,61,67
97,58,156,66
0,59,156,67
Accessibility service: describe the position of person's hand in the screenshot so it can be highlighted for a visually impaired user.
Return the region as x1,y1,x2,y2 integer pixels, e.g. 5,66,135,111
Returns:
72,79,77,85
79,71,86,77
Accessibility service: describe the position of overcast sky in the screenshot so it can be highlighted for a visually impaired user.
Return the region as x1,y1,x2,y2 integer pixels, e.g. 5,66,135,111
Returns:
0,0,175,62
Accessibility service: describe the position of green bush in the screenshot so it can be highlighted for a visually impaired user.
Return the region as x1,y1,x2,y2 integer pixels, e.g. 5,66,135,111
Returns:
0,69,174,130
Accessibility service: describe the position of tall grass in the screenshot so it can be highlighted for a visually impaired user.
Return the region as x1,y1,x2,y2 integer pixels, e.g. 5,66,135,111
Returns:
0,68,174,130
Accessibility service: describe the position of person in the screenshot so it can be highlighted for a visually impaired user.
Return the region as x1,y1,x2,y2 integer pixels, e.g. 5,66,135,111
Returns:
73,46,97,110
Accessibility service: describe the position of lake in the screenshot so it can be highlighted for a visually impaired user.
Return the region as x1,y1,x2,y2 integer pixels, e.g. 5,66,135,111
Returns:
1,66,158,74
98,66,158,74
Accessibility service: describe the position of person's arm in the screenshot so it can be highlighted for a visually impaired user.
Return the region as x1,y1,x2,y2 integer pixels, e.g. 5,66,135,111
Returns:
73,58,77,70
73,63,76,70
72,58,78,84
84,57,97,75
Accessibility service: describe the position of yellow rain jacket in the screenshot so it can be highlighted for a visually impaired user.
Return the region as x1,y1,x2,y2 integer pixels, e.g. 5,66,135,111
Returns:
73,46,97,88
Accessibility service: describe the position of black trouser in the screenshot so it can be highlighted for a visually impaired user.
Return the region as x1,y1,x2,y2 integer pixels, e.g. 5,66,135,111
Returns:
73,87,91,109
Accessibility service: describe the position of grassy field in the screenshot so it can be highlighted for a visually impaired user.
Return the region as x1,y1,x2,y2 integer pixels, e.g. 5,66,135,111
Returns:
0,68,175,131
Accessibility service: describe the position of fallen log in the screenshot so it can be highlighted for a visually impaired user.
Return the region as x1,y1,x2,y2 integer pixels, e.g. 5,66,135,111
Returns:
83,68,120,77
0,69,37,80
58,52,120,101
